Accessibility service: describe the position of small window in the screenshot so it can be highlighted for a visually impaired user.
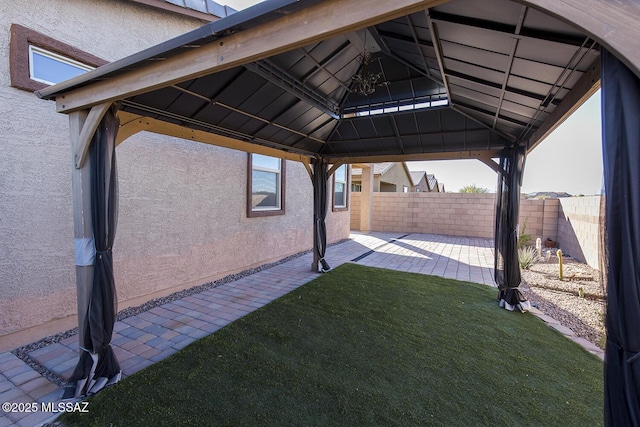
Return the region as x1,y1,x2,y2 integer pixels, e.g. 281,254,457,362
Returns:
247,153,285,217
403,185,409,193
332,164,349,211
9,24,106,92
29,46,94,85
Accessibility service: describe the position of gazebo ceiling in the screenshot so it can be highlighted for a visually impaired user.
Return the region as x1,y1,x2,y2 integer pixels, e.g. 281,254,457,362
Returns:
38,0,601,163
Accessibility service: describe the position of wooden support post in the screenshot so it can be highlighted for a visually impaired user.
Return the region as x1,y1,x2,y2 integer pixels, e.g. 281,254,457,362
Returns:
360,164,373,232
74,103,112,169
69,110,94,345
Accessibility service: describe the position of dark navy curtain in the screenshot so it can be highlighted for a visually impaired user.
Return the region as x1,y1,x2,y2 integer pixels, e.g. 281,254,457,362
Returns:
64,106,121,399
494,145,530,312
312,157,330,272
601,48,640,427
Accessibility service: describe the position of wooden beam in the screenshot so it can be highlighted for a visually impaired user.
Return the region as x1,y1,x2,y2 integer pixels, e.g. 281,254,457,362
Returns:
327,160,346,177
476,152,503,175
525,59,600,153
115,113,149,146
69,110,94,349
301,157,313,182
117,111,313,163
74,102,111,168
522,0,640,78
426,12,453,104
54,0,446,113
324,149,503,165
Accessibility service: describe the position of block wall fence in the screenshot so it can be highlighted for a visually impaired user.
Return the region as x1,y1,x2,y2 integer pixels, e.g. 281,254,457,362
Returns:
350,193,603,269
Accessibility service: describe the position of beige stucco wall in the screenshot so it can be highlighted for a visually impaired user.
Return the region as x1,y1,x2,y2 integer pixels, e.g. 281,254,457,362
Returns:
377,163,413,192
0,0,350,345
353,163,414,193
350,192,362,230
114,135,349,304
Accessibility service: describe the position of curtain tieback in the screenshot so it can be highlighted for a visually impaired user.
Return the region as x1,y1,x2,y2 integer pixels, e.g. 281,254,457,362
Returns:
607,339,640,364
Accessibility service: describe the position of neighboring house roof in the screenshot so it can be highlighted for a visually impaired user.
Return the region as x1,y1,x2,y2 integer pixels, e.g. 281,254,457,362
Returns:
353,162,413,185
352,162,395,177
409,171,425,186
427,174,438,191
409,171,440,192
131,0,236,21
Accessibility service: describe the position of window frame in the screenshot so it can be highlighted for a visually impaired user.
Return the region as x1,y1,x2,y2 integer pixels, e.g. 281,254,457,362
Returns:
332,164,349,212
28,45,95,86
9,24,107,93
247,153,286,217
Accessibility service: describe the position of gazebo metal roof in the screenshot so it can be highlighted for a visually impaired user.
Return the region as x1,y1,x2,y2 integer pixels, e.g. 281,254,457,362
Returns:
38,0,602,166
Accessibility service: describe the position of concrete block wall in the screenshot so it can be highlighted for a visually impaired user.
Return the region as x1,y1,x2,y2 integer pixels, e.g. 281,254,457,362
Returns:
362,192,497,238
518,198,559,245
556,196,603,268
542,198,560,244
351,193,603,269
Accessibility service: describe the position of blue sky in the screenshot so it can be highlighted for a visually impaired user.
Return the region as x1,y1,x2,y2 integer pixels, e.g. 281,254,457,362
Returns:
223,0,604,195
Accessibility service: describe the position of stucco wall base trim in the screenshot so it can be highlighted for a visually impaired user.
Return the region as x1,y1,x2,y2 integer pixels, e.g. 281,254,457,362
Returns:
0,245,330,352
0,316,79,353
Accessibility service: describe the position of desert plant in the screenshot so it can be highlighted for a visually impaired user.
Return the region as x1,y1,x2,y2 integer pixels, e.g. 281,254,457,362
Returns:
459,184,489,193
518,246,538,270
518,217,532,249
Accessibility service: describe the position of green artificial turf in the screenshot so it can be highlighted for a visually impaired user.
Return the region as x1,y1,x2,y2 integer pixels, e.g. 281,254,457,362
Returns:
61,263,603,426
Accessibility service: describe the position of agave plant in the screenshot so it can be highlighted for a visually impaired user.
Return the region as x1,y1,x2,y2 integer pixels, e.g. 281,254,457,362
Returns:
518,246,538,270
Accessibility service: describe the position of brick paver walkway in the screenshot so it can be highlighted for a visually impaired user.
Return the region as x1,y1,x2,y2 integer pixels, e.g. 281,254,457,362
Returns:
0,232,601,426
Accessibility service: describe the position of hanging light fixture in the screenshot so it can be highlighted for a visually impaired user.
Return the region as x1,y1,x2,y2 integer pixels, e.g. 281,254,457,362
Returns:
350,32,387,96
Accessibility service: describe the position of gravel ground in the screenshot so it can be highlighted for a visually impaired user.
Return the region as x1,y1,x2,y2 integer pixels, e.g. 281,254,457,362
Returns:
520,248,606,349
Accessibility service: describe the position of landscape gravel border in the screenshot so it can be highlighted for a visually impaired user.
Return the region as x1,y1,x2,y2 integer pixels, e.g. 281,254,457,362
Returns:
11,242,351,386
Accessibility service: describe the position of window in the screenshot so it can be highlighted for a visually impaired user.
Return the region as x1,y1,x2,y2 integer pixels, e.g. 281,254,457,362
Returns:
10,24,106,92
403,185,409,193
29,46,94,85
247,153,285,217
341,96,449,118
332,164,349,211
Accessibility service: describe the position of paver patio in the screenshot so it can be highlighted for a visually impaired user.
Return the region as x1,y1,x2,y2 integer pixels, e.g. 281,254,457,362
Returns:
0,232,601,427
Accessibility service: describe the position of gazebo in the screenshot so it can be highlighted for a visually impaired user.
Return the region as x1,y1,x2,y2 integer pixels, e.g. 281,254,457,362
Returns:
38,0,640,424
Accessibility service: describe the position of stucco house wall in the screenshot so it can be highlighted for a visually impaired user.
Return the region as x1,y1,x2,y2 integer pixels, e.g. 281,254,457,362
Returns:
0,0,350,346
377,163,413,192
352,162,414,193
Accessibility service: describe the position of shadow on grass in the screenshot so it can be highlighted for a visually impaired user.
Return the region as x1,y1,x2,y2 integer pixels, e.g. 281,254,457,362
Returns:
60,264,603,427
